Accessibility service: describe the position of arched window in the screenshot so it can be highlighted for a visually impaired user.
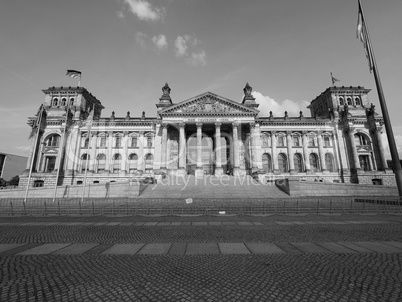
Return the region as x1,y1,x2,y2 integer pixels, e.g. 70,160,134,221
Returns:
359,155,371,171
355,97,361,106
293,153,303,172
46,134,60,147
293,135,301,147
61,98,67,106
96,154,106,173
339,98,344,106
354,133,369,146
53,98,59,106
325,153,335,172
309,153,320,172
347,97,352,105
277,135,285,147
145,154,153,171
278,153,287,173
262,153,272,173
128,154,138,173
113,154,122,173
81,154,90,172
261,133,269,147
69,98,74,106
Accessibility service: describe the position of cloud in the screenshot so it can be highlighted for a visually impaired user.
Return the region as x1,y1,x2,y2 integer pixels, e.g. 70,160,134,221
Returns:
174,36,188,57
123,0,165,22
135,32,148,49
117,10,125,19
186,50,206,66
382,126,402,160
152,34,168,51
252,91,311,117
174,35,206,66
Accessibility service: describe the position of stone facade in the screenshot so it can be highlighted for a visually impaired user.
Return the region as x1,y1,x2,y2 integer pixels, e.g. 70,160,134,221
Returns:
19,83,394,188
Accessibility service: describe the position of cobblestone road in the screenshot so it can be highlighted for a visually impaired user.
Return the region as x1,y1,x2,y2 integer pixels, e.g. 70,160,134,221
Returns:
0,214,401,301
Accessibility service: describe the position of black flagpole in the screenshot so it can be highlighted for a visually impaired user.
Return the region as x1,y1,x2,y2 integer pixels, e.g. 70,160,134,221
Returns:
358,0,402,197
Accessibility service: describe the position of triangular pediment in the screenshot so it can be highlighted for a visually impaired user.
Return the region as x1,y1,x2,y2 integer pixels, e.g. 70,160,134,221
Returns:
159,92,259,116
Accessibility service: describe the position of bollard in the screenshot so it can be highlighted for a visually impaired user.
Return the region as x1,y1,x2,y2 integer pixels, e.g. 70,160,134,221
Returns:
44,201,47,216
296,199,299,214
113,201,115,215
79,201,82,215
10,201,13,216
23,201,26,215
58,201,61,215
92,201,95,216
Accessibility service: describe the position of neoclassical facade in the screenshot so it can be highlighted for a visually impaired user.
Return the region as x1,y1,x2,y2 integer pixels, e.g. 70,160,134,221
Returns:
19,83,395,188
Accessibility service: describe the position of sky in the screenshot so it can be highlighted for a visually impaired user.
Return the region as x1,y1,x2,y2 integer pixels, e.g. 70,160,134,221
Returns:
1,0,402,159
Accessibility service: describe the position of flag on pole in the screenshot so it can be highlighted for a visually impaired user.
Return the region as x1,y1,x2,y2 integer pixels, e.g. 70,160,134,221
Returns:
66,70,81,79
86,107,94,132
331,72,340,86
357,0,374,72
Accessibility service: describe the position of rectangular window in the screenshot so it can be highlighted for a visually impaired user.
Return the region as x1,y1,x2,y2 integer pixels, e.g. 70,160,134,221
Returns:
324,136,331,147
132,137,137,148
293,136,300,147
147,137,153,148
100,137,106,148
308,136,315,147
115,136,122,148
277,136,285,147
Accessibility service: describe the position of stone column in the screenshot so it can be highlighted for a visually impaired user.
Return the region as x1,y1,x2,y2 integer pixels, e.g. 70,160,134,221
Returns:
178,123,187,176
232,122,240,176
106,131,113,174
89,132,97,173
375,128,388,170
121,131,128,174
214,123,223,176
286,131,295,173
195,123,203,177
302,131,311,172
271,131,279,172
160,124,168,170
249,123,258,172
317,131,327,172
348,129,361,170
138,131,145,174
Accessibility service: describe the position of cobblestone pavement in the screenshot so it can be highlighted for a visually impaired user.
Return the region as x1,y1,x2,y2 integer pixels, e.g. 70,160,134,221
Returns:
0,214,401,301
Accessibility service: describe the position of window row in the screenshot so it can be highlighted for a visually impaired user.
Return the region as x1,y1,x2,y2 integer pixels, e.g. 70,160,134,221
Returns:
260,134,332,148
81,136,153,148
52,97,75,107
80,153,154,173
339,97,362,107
261,152,336,173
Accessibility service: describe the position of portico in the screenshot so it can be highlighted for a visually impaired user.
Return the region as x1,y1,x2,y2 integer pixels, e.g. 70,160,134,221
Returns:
157,89,260,177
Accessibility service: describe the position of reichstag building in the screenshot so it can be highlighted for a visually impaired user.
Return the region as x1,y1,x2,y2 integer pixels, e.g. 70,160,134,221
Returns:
20,82,394,188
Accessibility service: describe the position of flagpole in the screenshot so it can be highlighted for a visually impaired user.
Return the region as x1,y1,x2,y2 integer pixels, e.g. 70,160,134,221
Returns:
52,101,71,202
24,106,44,202
358,0,402,197
81,119,92,202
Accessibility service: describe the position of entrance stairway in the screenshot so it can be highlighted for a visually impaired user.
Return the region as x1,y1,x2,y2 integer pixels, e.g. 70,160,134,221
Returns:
139,175,289,199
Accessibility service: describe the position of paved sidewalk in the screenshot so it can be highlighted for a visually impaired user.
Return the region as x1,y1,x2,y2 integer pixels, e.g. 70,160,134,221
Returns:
1,241,402,256
0,219,393,227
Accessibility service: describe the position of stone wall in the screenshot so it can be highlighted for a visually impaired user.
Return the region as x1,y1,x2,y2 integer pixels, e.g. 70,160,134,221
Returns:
287,179,398,197
0,181,141,199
